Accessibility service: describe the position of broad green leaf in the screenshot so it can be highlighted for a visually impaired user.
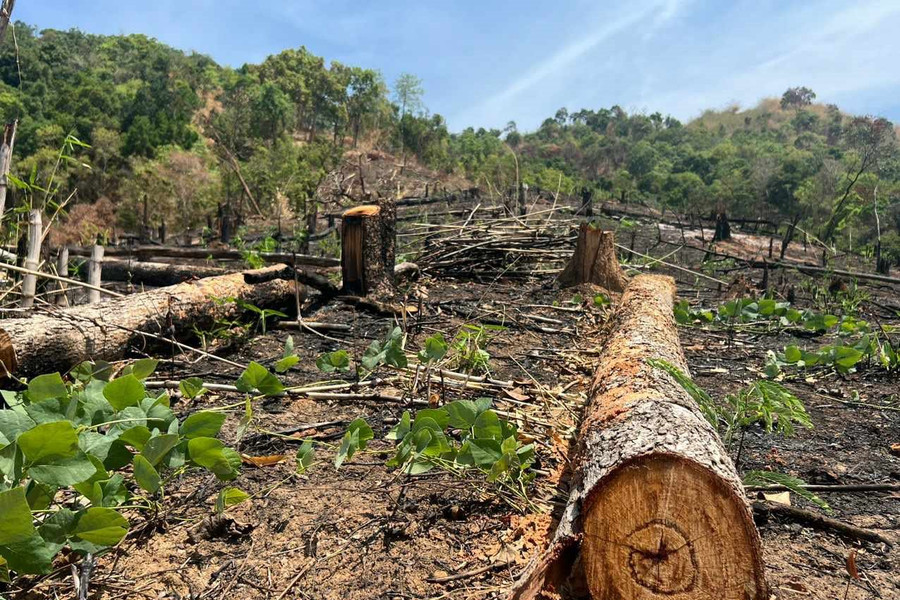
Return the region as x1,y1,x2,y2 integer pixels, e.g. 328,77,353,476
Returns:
235,362,283,396
26,373,67,402
18,421,78,464
179,377,207,400
37,508,78,545
275,354,299,373
188,437,239,480
783,345,802,363
295,440,315,474
468,439,502,467
0,533,60,574
413,409,450,431
215,487,250,514
445,400,478,429
103,375,146,411
139,434,180,467
70,507,128,551
473,410,502,441
385,411,411,441
27,452,97,487
418,333,448,363
117,425,151,451
315,350,351,373
0,487,36,545
0,410,36,443
132,455,161,494
180,411,226,439
25,482,55,511
129,359,159,380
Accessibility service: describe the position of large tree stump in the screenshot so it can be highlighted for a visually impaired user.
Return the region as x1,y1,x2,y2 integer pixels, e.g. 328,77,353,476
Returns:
341,203,395,297
510,275,767,600
0,267,302,379
558,224,628,292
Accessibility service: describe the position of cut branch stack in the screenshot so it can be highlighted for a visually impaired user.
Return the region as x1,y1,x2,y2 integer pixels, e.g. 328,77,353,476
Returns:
510,274,766,600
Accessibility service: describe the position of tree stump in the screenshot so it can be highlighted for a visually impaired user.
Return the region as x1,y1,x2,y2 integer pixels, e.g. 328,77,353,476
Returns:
509,275,767,600
558,224,628,292
713,211,732,241
341,203,395,297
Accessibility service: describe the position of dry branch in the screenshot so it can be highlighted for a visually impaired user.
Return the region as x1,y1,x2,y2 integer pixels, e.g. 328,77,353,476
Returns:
510,274,766,600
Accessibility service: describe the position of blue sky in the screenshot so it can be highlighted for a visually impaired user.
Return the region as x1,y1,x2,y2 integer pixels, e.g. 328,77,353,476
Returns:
20,0,900,131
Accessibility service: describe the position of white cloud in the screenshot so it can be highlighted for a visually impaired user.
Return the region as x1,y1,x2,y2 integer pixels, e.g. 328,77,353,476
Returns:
453,0,686,127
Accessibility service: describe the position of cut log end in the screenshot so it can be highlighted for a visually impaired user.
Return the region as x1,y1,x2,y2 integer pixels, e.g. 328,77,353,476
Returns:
343,205,381,218
582,454,766,600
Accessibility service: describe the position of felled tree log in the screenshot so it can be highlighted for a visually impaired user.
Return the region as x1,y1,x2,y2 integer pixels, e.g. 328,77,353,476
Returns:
66,245,339,268
0,267,302,379
341,203,396,297
510,274,766,600
100,259,229,287
558,224,628,292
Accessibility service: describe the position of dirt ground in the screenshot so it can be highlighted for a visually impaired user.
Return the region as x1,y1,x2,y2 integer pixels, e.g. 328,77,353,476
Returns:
7,198,900,600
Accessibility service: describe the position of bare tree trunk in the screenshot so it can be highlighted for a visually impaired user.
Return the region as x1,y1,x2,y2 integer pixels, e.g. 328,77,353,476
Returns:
509,275,767,600
100,259,228,287
20,209,41,308
0,120,17,231
558,225,628,292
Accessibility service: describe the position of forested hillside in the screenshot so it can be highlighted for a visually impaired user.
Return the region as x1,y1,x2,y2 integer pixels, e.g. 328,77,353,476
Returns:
1,24,898,265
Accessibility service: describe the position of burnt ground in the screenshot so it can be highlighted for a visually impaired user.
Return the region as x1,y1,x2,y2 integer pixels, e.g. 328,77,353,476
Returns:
8,202,900,600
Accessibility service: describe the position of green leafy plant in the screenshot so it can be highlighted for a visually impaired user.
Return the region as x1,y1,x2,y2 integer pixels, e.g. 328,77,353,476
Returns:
315,350,351,374
362,326,407,372
0,361,246,577
743,470,830,512
648,359,812,447
275,336,300,373
384,400,534,503
451,324,503,374
417,333,448,365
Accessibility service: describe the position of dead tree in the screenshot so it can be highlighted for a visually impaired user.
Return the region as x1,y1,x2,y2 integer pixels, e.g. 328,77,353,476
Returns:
0,120,17,230
0,268,302,378
510,275,767,600
557,224,628,292
341,201,396,297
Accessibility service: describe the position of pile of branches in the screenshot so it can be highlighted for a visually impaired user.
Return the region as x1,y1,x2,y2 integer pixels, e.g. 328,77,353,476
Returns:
411,207,577,281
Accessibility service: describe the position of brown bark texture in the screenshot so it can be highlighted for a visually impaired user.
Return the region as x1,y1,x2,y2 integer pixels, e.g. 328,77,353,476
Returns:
558,225,628,292
100,259,229,287
65,246,339,269
0,267,302,379
509,274,766,600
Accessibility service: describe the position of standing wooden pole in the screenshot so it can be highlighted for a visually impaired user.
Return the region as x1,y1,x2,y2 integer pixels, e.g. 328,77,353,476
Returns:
87,244,104,304
0,119,17,230
55,246,69,307
20,209,41,308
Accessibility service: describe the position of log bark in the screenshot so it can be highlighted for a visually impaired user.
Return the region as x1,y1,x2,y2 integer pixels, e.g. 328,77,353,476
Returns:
558,225,628,292
100,259,229,287
0,267,302,379
510,275,766,600
65,245,340,269
341,203,395,297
